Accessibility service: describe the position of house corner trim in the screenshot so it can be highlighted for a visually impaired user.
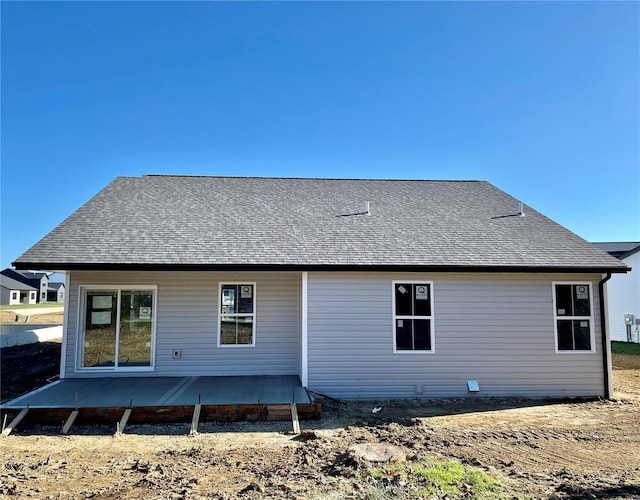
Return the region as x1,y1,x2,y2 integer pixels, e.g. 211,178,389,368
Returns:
301,271,308,387
59,273,70,379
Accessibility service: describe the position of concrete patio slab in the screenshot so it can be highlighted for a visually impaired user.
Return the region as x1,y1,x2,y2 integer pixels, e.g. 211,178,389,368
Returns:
165,375,310,405
0,375,311,410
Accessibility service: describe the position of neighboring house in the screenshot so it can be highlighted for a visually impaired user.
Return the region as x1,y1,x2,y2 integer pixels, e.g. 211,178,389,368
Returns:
592,242,640,343
12,176,629,399
0,269,49,303
0,275,38,305
47,282,66,303
21,271,50,303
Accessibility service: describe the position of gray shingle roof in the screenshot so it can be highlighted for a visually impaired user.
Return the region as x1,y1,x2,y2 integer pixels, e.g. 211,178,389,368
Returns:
13,175,628,272
19,271,48,280
592,242,640,260
0,275,37,291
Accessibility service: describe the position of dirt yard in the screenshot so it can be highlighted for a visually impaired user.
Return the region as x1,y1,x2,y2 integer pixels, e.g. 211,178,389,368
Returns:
1,331,639,498
1,309,64,402
0,309,63,326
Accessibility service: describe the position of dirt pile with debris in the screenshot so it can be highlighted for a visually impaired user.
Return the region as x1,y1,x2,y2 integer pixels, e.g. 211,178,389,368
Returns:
2,396,639,499
2,343,639,499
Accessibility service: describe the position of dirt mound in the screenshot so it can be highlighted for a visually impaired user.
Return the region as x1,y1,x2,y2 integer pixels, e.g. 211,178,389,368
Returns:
1,344,639,498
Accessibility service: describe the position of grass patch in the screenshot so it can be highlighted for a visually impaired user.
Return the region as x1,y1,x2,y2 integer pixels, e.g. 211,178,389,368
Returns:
612,341,640,356
364,456,507,499
0,303,63,311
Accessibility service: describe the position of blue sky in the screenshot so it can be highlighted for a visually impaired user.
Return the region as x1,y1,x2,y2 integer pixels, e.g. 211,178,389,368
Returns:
1,1,639,271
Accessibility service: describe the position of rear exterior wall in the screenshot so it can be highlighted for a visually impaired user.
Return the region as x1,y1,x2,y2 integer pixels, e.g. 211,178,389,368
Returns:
306,272,607,399
63,271,300,377
62,270,608,399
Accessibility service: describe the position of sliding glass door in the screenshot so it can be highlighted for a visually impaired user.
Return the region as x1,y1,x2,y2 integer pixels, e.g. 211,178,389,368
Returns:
81,287,156,370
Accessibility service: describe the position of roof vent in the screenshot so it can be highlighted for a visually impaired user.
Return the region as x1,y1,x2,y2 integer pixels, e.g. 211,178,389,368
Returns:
518,202,525,217
336,201,371,218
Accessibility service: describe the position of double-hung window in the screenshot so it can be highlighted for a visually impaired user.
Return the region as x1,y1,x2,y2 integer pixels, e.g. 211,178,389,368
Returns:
553,282,594,352
219,283,256,346
393,282,434,352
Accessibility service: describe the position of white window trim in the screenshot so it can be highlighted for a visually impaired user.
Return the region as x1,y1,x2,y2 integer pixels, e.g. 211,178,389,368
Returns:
392,280,435,354
217,282,257,348
552,281,595,354
77,285,158,372
59,272,70,378
301,272,308,387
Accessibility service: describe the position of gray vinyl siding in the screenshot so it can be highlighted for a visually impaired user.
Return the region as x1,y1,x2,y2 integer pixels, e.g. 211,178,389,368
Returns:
63,270,607,398
64,271,300,377
307,272,606,399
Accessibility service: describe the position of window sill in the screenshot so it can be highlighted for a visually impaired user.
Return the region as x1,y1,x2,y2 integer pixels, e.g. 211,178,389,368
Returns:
76,366,155,372
393,349,435,354
554,349,596,354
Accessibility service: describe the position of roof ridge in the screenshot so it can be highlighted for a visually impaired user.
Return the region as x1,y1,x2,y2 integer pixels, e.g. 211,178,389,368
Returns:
141,175,485,183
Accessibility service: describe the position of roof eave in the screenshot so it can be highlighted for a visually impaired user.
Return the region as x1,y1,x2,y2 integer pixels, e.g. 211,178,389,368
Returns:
11,261,631,274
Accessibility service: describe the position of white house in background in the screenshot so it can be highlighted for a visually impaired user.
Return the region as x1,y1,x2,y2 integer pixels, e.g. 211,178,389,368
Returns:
593,242,640,343
11,176,630,399
0,269,65,304
0,275,38,305
19,271,50,303
0,269,50,303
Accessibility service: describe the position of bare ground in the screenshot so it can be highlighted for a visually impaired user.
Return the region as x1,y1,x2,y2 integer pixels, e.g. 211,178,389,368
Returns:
0,310,63,325
1,310,64,403
1,334,639,499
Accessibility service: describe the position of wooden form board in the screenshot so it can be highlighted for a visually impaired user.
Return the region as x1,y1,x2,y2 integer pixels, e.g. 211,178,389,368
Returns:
0,403,321,431
267,404,301,434
2,409,29,436
116,408,133,435
290,403,301,434
62,410,79,435
190,404,201,435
